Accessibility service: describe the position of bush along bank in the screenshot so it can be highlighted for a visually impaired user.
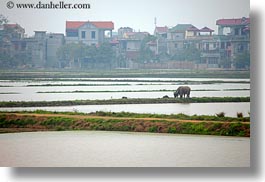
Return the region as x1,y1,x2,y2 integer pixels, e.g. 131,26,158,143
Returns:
0,113,250,137
0,97,250,107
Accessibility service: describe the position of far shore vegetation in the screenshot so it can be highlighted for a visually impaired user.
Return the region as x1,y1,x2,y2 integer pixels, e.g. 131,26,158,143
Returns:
0,97,250,107
0,89,250,95
0,92,20,94
0,69,250,80
35,89,249,94
24,80,249,87
0,111,250,137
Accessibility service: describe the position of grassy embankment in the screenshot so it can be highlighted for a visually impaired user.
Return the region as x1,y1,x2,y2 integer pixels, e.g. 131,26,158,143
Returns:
0,97,250,107
0,111,250,137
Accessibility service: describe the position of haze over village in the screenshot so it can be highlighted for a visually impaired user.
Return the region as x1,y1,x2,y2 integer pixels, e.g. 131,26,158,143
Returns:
0,15,250,70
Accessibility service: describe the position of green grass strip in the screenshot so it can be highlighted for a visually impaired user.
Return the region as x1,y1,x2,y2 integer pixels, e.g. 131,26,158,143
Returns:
0,97,250,107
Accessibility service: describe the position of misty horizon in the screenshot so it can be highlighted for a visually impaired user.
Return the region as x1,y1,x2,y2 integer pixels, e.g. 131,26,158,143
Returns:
1,0,249,36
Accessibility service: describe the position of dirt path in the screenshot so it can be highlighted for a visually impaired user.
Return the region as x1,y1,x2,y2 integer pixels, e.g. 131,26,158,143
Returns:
1,112,250,124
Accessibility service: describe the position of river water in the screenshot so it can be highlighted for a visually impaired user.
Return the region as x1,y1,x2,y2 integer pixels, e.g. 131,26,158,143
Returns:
0,131,250,167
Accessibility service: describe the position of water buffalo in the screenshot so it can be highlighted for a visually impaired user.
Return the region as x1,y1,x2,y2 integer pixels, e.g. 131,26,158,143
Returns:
174,86,191,98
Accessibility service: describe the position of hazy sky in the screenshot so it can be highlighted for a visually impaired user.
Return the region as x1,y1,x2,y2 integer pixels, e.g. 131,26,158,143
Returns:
0,0,249,36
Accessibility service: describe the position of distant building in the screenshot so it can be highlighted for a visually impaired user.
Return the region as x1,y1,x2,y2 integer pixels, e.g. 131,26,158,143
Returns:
152,18,250,70
46,33,65,68
216,17,250,69
24,31,64,68
154,26,168,38
65,21,114,45
0,23,27,68
2,24,25,40
31,31,47,68
118,31,149,61
167,24,194,55
154,26,168,55
118,27,133,38
0,24,25,55
0,17,250,70
199,37,220,69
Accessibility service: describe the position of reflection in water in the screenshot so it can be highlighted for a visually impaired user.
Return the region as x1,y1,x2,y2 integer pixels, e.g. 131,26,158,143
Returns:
0,131,250,167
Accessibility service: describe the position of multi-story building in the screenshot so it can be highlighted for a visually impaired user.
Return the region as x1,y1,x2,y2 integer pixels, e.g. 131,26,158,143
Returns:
152,17,250,69
166,24,214,56
118,27,133,39
2,24,25,39
167,24,192,55
0,23,27,68
30,31,47,68
46,33,65,68
118,28,149,61
199,36,220,69
154,26,168,55
65,21,114,46
24,31,64,68
216,17,250,69
0,17,249,70
0,24,25,55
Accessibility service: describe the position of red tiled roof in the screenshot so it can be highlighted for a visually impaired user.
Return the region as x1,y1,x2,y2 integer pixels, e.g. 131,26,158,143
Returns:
4,24,24,30
3,24,24,32
155,26,168,33
200,27,214,32
4,24,18,28
66,21,114,29
66,21,86,29
216,17,250,26
91,21,114,29
187,25,199,31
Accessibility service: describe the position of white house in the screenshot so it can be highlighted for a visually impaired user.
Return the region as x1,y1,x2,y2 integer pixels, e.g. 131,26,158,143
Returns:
65,21,114,46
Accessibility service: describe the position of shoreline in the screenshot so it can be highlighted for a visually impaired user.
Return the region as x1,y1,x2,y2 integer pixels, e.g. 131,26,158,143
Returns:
0,112,250,137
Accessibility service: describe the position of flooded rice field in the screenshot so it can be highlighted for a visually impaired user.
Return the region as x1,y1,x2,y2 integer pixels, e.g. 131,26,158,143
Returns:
0,102,250,117
0,78,250,101
0,77,250,116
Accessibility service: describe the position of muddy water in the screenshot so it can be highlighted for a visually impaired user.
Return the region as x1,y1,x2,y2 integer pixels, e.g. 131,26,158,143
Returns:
0,131,250,167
